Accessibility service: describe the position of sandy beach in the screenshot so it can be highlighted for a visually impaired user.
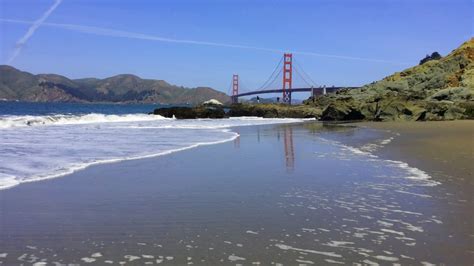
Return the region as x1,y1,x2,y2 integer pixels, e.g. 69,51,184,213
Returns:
355,121,474,184
0,121,473,265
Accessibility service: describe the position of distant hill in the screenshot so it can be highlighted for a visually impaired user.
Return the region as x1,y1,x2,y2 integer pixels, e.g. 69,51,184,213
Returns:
0,66,230,105
305,38,473,121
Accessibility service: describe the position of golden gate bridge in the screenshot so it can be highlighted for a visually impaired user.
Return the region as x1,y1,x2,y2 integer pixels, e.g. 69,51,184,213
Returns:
230,53,359,104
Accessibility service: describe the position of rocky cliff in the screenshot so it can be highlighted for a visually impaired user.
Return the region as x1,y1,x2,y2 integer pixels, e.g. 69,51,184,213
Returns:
305,38,474,121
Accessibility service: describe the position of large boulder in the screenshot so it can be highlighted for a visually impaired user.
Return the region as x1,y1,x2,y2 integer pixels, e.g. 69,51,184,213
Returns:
429,87,473,101
370,100,426,121
422,100,466,121
320,103,365,121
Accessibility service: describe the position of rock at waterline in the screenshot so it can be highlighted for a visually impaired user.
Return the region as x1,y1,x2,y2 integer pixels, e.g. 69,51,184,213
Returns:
153,106,225,119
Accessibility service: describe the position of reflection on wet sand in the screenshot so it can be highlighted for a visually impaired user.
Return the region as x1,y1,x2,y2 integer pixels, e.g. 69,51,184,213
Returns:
283,126,295,172
235,125,296,172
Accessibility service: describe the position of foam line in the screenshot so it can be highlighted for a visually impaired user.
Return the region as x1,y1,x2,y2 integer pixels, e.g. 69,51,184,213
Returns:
0,130,239,191
0,116,306,190
0,113,170,128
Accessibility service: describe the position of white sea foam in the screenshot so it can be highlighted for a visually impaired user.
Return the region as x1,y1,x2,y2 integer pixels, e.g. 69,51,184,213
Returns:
0,115,305,190
373,255,399,262
324,241,354,247
124,255,140,261
296,259,315,264
380,229,405,236
324,259,344,264
228,255,246,261
0,113,169,128
331,140,439,186
80,257,96,263
274,243,342,258
385,160,438,185
246,230,259,235
362,259,379,265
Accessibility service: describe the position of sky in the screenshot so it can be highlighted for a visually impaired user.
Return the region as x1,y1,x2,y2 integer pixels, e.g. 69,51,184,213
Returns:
0,0,472,96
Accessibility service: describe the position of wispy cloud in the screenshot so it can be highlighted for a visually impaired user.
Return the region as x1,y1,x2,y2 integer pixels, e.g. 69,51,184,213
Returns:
6,0,62,64
2,17,410,65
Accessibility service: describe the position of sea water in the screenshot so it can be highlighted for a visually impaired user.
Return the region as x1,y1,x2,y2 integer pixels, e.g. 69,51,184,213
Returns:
0,102,306,189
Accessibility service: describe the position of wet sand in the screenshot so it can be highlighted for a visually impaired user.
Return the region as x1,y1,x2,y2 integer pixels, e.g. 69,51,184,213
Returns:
354,120,474,185
0,122,473,265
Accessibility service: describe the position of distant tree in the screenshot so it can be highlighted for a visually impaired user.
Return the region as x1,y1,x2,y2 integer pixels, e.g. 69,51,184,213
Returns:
419,52,442,65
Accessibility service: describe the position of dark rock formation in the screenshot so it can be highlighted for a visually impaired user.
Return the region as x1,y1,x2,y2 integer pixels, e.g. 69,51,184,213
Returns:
227,103,322,119
152,103,322,119
320,103,365,121
153,106,225,119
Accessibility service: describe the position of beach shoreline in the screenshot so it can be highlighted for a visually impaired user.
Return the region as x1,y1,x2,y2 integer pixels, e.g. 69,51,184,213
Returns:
0,121,473,264
353,120,474,184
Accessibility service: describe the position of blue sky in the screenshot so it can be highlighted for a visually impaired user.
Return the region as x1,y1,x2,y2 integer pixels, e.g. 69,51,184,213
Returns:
0,0,472,95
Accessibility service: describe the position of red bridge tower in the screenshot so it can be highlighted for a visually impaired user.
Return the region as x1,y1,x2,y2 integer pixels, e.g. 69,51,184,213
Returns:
282,53,293,104
232,74,239,104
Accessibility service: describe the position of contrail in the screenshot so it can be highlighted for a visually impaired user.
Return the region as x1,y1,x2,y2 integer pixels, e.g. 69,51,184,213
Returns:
7,0,62,64
2,17,410,65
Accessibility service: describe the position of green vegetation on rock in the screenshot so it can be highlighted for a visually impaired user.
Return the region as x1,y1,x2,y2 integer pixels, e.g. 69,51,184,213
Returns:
227,103,322,118
304,38,474,121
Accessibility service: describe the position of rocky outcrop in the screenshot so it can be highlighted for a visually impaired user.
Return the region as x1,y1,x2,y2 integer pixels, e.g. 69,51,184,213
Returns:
321,103,365,121
153,106,225,119
153,103,322,119
227,103,322,118
305,38,474,121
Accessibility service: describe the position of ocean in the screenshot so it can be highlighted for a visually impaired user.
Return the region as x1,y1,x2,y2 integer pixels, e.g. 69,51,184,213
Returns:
0,102,306,190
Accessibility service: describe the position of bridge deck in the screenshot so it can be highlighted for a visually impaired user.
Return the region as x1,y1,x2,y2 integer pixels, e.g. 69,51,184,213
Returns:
234,87,359,98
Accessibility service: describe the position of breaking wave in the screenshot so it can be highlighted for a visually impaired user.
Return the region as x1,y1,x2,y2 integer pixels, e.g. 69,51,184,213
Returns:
0,113,169,128
0,114,306,190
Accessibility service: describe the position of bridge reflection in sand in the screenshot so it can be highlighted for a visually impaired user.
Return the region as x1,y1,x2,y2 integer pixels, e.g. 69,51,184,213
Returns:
234,125,296,172
283,126,295,171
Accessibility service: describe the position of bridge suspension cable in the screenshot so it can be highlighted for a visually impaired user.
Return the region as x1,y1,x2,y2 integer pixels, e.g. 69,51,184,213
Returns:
293,65,314,88
239,79,253,93
293,58,319,87
257,56,284,91
227,79,234,96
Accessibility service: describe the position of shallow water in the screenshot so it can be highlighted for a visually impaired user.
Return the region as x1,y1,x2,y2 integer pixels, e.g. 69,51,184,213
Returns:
0,111,305,189
1,122,471,265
